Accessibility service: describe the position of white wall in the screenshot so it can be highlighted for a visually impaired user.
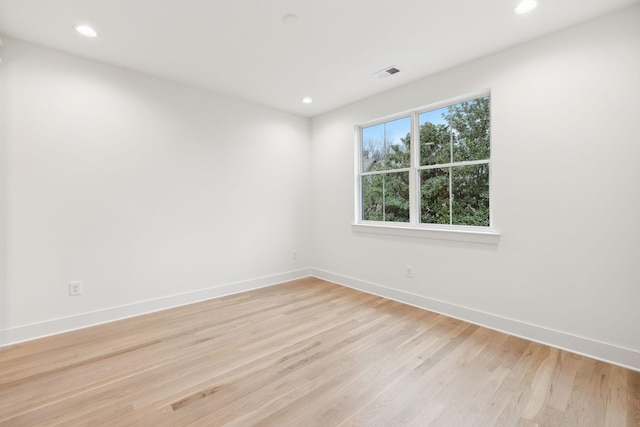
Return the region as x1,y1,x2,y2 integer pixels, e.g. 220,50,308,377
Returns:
1,6,638,370
0,38,7,340
0,39,311,343
310,6,640,368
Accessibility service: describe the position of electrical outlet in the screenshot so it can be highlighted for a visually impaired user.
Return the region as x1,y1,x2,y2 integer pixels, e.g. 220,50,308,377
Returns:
292,250,298,260
405,265,413,278
69,281,83,296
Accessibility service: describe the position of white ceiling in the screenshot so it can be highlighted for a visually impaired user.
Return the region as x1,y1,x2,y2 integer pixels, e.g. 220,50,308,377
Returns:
0,0,637,117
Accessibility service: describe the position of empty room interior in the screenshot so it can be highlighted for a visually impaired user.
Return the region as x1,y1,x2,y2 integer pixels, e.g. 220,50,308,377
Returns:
0,0,639,425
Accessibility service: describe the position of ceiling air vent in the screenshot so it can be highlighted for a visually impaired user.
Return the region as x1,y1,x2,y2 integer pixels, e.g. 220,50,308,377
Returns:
375,66,400,79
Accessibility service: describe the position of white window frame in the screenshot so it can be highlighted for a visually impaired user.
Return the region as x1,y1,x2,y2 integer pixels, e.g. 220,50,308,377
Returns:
353,91,499,244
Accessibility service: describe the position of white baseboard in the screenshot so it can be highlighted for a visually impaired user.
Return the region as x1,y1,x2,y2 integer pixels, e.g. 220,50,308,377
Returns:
3,267,638,372
310,268,640,372
0,268,312,347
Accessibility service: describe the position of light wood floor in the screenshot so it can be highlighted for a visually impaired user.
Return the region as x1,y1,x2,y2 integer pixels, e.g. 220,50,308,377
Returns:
1,278,638,426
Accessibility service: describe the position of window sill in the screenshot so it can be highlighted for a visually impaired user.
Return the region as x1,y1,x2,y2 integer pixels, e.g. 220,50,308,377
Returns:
351,223,500,244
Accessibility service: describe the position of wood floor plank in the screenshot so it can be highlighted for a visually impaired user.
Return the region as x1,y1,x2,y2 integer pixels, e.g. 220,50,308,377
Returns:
0,277,638,426
629,371,640,427
605,365,628,427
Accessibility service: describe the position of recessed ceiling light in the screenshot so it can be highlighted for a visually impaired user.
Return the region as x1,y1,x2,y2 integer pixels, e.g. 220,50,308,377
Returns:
515,0,537,14
74,24,98,38
283,14,300,25
302,97,313,104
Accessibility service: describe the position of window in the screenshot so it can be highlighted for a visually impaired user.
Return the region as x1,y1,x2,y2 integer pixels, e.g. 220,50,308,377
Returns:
361,116,411,222
357,94,492,233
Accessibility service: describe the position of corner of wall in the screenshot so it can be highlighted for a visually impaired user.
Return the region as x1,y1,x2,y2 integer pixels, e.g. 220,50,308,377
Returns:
309,269,640,372
1,269,313,346
0,40,8,346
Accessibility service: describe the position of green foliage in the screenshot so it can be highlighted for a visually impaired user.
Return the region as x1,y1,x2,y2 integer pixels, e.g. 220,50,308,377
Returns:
362,172,410,222
451,164,490,226
420,168,450,224
361,97,490,225
447,97,491,163
420,122,451,166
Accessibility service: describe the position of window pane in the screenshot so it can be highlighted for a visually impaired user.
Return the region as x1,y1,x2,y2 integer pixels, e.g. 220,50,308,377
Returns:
362,123,384,172
362,117,410,172
420,168,450,224
452,164,490,226
362,172,409,222
384,117,411,170
362,174,384,221
450,97,490,162
419,107,451,166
